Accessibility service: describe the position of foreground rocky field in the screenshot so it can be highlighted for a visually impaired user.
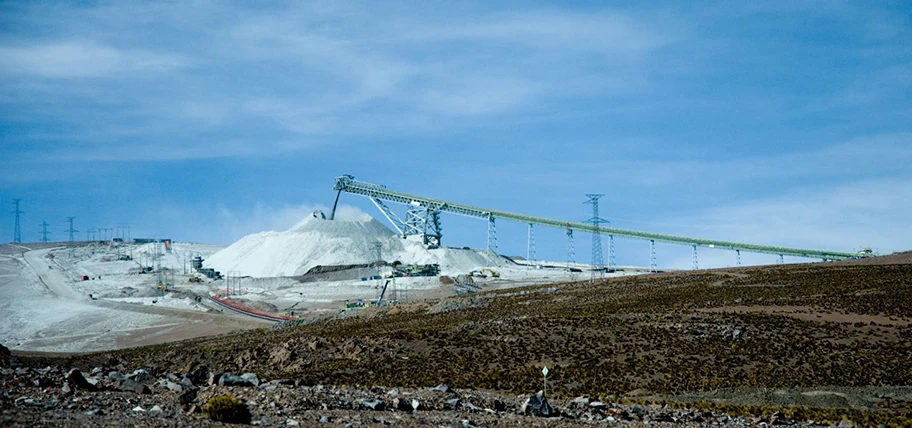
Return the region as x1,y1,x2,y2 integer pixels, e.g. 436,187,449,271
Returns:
3,253,912,426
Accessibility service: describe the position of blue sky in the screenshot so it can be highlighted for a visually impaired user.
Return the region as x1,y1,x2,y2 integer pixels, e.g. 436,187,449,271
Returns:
1,1,910,269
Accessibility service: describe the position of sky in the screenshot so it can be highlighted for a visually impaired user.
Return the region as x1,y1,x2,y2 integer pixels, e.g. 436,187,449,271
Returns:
1,1,910,269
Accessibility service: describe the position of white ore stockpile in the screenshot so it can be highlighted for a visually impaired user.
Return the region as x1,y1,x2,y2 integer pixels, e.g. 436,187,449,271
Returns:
205,214,494,278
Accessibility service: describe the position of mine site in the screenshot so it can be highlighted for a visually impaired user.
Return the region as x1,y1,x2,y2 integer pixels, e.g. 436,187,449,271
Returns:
2,175,911,427
3,176,659,354
3,1,911,427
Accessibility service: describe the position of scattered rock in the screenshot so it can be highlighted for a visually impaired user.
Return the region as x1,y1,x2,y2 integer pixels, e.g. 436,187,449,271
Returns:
65,369,98,391
14,397,43,407
208,371,223,386
242,373,261,386
128,369,150,383
521,390,554,417
461,401,483,412
117,379,151,394
430,384,450,393
32,376,55,388
360,399,385,411
179,389,197,406
394,397,414,412
0,344,10,368
185,365,209,385
572,396,591,407
488,398,507,412
589,401,607,409
218,373,259,387
150,404,163,413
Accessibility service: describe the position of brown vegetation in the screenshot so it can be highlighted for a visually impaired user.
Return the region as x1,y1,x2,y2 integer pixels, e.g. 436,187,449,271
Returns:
19,257,912,424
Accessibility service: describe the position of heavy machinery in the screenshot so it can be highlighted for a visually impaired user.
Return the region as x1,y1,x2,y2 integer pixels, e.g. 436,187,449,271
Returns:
373,279,393,307
482,268,500,278
343,299,366,309
468,268,499,278
393,263,440,277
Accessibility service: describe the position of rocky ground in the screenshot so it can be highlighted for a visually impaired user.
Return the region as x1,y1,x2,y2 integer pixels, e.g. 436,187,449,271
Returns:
1,359,828,427
4,252,912,426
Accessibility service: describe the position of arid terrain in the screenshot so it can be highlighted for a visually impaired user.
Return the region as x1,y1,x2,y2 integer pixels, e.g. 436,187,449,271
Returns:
3,252,912,426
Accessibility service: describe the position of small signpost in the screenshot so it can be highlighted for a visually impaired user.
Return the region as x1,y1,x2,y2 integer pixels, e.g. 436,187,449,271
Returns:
542,366,549,398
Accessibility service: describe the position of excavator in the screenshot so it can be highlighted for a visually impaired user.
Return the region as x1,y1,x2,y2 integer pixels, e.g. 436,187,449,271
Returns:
468,268,500,278
341,279,394,310
483,268,500,278
372,279,392,307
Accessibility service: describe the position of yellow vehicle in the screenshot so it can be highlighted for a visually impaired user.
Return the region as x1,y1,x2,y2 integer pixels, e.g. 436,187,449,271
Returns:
482,268,500,278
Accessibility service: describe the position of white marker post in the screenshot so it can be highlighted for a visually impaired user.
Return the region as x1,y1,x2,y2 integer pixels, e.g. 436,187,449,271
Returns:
542,366,549,398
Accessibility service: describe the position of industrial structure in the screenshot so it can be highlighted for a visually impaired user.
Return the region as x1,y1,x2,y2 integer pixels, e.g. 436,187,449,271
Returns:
65,217,77,244
39,221,50,243
11,199,23,244
584,194,607,281
331,175,858,269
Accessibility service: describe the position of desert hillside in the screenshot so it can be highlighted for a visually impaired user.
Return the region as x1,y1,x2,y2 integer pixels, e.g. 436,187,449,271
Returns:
4,253,912,426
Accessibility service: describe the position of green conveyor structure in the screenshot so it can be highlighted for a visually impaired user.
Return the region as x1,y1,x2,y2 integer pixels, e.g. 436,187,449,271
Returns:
333,175,857,260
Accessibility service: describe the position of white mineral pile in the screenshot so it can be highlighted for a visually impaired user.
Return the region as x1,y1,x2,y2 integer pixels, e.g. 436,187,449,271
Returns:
205,212,495,278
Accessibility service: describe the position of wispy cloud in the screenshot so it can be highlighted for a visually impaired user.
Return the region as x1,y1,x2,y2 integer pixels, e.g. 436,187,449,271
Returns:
0,42,187,79
1,2,680,165
677,178,912,252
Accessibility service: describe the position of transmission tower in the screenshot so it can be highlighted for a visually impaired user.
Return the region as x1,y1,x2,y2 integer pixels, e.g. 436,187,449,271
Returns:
485,215,497,265
39,221,50,243
65,217,77,244
526,223,536,261
649,239,657,272
374,242,383,290
585,194,608,282
11,199,23,243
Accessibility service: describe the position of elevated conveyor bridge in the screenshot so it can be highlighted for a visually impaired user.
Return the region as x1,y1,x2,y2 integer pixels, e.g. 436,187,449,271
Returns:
332,175,856,262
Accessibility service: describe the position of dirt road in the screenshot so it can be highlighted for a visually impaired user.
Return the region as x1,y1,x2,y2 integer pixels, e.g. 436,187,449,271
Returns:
1,245,268,353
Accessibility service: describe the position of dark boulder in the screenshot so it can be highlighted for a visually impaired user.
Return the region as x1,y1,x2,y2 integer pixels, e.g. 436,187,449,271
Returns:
117,379,151,394
521,391,554,417
360,399,386,411
0,344,10,367
217,373,259,387
65,369,99,391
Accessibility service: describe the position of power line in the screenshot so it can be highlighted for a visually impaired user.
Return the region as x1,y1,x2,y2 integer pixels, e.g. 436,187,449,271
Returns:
11,199,23,243
40,221,50,243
